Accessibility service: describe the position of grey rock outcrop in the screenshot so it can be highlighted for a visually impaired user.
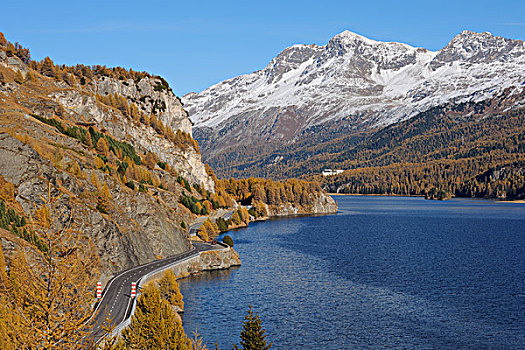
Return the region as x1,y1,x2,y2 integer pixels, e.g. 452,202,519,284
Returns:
53,76,214,191
0,133,191,279
144,246,241,283
265,192,337,217
91,76,192,135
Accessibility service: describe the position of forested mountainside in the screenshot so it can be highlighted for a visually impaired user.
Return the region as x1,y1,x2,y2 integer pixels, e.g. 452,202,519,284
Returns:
191,85,525,200
320,88,525,200
184,30,525,200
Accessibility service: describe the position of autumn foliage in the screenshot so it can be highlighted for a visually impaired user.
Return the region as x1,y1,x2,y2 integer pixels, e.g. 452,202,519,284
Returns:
119,277,206,350
0,188,99,349
157,269,184,311
218,177,322,208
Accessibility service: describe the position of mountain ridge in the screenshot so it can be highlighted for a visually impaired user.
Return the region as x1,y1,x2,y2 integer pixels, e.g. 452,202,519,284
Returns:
183,30,525,183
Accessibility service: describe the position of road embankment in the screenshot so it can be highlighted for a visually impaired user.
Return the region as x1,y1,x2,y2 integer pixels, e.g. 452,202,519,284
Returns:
145,244,241,284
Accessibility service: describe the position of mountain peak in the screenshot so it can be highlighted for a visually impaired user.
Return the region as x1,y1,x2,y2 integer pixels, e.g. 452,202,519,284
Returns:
431,30,524,68
330,30,379,45
184,29,525,144
452,30,496,43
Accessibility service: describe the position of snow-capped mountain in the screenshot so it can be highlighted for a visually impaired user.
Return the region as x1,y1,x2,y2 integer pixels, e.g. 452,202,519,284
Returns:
183,30,525,172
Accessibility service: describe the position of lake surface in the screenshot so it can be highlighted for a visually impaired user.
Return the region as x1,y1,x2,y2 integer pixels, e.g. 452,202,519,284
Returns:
179,196,525,349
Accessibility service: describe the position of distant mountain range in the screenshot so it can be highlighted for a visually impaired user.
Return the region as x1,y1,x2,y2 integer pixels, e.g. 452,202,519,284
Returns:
183,30,525,195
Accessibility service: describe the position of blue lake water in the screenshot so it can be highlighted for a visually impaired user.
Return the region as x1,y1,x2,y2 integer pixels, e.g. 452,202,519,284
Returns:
179,196,525,349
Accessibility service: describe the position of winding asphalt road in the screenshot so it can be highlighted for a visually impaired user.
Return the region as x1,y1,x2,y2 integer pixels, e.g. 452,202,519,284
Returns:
87,242,222,342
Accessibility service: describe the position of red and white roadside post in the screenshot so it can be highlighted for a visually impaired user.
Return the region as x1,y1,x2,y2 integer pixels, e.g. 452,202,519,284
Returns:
131,282,137,298
96,281,102,300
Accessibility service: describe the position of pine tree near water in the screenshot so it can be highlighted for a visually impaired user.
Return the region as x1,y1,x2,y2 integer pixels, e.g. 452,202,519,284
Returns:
234,305,272,350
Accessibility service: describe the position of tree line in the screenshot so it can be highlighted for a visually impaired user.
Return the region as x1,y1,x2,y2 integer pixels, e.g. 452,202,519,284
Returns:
1,32,152,85
218,177,322,210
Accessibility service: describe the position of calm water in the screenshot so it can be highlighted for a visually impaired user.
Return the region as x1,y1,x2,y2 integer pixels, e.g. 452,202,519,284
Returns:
179,196,525,349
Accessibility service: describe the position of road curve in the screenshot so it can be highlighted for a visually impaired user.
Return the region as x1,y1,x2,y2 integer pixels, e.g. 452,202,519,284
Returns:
87,242,221,342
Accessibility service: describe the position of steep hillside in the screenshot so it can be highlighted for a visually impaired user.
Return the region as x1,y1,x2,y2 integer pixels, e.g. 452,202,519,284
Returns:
183,30,525,181
0,33,337,280
0,35,217,279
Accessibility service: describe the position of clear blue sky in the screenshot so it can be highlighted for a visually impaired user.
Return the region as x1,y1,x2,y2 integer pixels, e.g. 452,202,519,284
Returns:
2,0,525,96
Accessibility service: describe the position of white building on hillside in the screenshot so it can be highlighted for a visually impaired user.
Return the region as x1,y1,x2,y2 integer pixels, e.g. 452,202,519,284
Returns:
322,169,344,176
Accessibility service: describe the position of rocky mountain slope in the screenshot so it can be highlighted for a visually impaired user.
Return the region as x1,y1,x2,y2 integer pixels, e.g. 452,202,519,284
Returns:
183,30,525,179
0,37,217,280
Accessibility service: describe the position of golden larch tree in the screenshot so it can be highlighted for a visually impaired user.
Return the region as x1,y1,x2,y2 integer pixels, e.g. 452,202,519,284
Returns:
120,283,192,350
0,187,100,349
157,269,184,311
96,137,110,157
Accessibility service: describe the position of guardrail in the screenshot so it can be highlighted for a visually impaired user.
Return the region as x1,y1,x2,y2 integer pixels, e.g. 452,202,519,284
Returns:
103,243,231,340
109,248,205,338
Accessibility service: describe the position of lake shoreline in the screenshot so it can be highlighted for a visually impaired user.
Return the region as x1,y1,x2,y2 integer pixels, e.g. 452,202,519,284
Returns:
328,193,525,203
179,195,525,349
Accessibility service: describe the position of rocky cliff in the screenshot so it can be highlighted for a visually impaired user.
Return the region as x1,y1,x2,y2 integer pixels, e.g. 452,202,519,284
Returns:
53,76,213,192
145,246,241,283
264,192,337,217
0,38,216,278
1,133,195,279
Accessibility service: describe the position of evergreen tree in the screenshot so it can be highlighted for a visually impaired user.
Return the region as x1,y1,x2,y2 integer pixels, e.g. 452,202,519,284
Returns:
234,305,272,350
222,235,234,247
216,217,229,232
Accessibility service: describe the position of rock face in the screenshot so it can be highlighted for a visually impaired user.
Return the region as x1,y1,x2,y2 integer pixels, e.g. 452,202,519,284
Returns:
148,246,242,281
200,248,241,270
0,133,191,279
0,49,216,277
92,76,192,135
53,78,214,192
0,229,44,270
183,30,525,178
